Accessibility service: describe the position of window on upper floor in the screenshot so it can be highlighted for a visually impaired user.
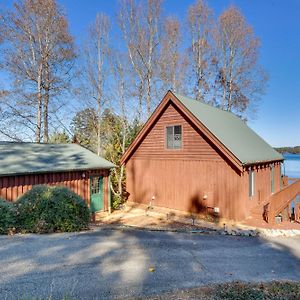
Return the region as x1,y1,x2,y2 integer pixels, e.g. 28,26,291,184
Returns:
166,125,182,149
249,169,255,197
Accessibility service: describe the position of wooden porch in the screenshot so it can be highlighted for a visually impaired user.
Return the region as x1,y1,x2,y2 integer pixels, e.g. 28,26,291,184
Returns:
251,176,300,225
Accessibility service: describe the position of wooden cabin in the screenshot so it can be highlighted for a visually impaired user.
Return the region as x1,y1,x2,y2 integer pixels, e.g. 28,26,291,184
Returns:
0,142,114,212
121,91,287,222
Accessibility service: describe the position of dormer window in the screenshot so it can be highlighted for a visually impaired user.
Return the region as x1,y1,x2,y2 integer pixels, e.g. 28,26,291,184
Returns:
166,125,182,149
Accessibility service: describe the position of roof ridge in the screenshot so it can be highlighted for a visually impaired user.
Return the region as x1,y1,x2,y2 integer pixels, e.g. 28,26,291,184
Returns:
172,92,241,119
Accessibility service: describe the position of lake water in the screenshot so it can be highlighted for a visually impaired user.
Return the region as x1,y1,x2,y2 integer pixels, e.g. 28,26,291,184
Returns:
283,153,300,178
283,154,300,210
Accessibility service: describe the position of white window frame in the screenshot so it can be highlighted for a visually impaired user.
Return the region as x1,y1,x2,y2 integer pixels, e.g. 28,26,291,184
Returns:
166,125,182,149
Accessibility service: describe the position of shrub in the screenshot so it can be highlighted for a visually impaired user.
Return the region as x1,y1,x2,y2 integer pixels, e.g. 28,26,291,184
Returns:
112,193,122,209
0,198,15,234
16,185,90,233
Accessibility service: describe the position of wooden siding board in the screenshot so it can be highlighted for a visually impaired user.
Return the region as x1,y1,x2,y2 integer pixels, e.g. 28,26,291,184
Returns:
126,158,283,221
0,169,110,212
132,103,224,162
127,159,242,220
241,163,283,219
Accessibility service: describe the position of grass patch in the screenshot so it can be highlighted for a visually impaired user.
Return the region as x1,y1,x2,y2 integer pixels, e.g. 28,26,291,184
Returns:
133,281,300,300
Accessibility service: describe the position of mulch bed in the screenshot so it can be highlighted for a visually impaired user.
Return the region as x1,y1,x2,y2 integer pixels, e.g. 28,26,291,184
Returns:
128,281,300,300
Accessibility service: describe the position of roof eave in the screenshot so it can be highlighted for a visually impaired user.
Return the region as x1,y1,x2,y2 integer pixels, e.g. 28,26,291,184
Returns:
242,158,284,167
0,165,115,178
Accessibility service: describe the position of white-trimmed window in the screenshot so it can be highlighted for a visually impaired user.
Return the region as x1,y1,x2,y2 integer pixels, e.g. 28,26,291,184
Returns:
249,169,255,197
166,125,182,149
271,165,275,193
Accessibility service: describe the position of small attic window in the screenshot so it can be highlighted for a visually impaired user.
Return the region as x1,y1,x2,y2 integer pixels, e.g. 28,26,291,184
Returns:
166,125,182,149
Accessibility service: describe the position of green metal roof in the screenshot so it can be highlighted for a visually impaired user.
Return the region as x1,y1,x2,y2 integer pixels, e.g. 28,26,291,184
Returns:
174,93,283,165
0,142,115,176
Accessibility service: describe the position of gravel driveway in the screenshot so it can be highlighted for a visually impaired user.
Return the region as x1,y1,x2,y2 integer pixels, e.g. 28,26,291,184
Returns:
0,228,299,299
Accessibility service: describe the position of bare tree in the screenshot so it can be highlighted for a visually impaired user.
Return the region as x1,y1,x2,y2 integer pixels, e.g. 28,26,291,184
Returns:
82,13,110,156
159,16,185,92
118,0,145,120
108,50,129,201
187,0,213,101
2,0,44,141
1,0,75,142
40,0,75,142
144,0,161,115
214,6,267,118
118,0,162,119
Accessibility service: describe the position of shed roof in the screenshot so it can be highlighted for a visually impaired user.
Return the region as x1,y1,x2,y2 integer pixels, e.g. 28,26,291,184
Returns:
174,93,283,165
0,142,115,176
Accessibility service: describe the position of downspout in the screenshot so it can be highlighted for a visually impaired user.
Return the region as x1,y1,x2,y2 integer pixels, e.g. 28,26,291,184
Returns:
108,172,112,214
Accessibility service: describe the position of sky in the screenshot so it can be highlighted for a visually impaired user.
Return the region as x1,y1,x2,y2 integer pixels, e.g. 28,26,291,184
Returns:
1,0,300,147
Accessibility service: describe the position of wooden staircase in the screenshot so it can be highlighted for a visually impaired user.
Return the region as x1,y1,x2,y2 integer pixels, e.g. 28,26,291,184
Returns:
249,201,269,222
249,179,300,225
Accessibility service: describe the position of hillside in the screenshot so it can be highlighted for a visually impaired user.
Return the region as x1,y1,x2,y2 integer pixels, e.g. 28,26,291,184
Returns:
275,146,300,154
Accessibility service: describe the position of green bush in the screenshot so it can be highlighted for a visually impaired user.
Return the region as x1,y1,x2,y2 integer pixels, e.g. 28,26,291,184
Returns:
16,185,90,233
0,198,15,234
112,193,122,210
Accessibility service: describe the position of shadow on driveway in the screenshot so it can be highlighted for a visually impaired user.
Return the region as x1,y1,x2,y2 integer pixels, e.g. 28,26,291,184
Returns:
0,228,299,299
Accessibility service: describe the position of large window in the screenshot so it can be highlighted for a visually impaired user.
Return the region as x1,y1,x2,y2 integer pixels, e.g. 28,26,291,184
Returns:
249,169,255,197
271,165,275,193
166,125,182,149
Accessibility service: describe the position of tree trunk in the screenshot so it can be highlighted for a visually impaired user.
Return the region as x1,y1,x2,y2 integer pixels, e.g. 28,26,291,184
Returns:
146,74,151,117
118,120,127,196
97,119,101,156
43,63,50,143
137,81,143,121
222,41,227,110
196,35,203,101
36,65,43,143
227,47,234,111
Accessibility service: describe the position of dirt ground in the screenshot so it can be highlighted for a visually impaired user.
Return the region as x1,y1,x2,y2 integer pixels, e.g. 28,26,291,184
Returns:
93,202,221,232
93,202,300,235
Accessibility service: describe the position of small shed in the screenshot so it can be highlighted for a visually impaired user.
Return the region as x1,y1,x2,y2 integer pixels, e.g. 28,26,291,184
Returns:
0,142,114,212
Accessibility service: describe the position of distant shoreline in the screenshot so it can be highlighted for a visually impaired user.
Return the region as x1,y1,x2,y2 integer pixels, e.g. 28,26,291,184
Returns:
282,152,300,178
275,146,300,154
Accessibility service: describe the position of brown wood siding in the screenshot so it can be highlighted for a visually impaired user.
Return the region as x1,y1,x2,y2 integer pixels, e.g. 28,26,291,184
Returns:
132,103,223,161
126,158,246,220
0,169,109,211
126,159,283,221
125,97,283,221
243,162,282,213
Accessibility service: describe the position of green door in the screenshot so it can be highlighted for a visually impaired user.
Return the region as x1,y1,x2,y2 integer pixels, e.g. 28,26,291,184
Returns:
90,176,103,212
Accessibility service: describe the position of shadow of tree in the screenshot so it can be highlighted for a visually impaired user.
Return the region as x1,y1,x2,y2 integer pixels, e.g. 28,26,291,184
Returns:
0,228,299,299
